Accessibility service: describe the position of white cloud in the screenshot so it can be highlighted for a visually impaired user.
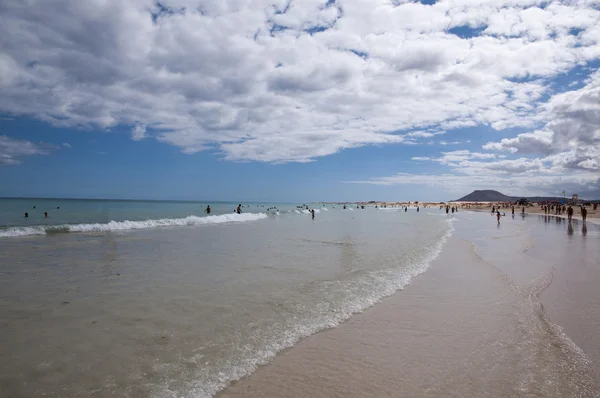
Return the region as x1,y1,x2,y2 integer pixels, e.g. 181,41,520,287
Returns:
483,130,553,154
0,135,56,165
348,171,599,198
412,150,503,164
62,142,71,148
131,124,147,141
0,0,599,196
406,130,446,138
484,70,600,173
0,0,598,165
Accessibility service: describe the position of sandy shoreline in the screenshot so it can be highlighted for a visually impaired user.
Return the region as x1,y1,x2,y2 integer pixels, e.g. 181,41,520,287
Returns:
323,201,600,222
220,214,600,397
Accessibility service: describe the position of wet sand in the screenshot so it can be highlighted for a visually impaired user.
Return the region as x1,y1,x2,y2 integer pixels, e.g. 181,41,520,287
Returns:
221,221,600,397
455,202,600,222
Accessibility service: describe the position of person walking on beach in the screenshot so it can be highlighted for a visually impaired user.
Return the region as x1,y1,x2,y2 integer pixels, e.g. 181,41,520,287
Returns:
581,206,587,222
511,206,515,216
311,209,315,220
205,205,211,214
567,205,573,222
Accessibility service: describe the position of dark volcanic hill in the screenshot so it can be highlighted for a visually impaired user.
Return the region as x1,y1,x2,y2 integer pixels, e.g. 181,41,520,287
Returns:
454,190,575,202
455,190,516,202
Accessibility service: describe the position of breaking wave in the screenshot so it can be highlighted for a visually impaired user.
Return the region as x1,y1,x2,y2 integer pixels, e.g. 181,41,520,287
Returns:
0,213,268,238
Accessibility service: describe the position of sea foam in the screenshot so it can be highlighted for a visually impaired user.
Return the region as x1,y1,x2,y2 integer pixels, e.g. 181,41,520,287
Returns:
0,213,268,238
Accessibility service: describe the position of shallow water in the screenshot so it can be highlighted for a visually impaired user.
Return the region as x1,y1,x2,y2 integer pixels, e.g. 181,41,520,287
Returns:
0,204,450,397
222,210,600,398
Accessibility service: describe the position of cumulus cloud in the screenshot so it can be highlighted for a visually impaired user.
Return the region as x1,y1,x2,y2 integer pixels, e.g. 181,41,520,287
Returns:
131,124,147,141
0,0,599,164
0,0,599,196
484,70,600,172
0,135,56,165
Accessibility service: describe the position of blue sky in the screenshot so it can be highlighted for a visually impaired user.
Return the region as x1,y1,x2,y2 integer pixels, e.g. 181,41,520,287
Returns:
1,116,473,201
1,0,599,201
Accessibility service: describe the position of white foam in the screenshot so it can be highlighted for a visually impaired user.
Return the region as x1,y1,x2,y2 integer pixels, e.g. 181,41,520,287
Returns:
0,213,268,238
299,209,321,214
178,218,456,398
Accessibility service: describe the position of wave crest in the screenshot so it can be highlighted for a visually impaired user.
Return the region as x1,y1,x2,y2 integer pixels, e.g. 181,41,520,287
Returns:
0,213,268,238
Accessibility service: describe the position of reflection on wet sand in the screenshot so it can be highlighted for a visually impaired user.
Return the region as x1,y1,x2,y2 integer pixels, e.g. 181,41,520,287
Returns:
542,214,591,238
568,222,574,236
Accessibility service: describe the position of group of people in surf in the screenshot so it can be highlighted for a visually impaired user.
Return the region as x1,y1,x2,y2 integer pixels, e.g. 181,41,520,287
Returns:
443,205,458,214
203,204,243,215
24,205,59,218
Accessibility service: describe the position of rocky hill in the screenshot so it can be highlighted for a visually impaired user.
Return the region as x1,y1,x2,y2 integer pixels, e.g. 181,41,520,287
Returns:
454,190,516,202
454,190,570,202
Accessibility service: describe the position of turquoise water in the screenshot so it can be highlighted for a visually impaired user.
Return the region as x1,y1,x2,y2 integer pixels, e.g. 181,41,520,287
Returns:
0,202,453,397
0,198,312,237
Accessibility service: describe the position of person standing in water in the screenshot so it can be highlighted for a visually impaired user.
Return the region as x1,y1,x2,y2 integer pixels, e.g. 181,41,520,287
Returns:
581,206,587,222
236,204,242,214
311,209,315,220
205,205,211,214
44,212,48,218
567,205,573,222
496,210,502,224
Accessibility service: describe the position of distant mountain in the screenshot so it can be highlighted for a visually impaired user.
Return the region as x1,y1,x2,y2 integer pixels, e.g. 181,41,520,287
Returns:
455,190,516,202
454,190,571,202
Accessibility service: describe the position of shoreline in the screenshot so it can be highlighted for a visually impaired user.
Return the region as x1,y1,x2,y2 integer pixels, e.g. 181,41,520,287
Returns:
468,207,600,225
220,216,600,397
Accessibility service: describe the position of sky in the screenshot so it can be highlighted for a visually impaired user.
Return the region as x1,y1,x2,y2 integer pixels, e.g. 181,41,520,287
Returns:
0,0,599,202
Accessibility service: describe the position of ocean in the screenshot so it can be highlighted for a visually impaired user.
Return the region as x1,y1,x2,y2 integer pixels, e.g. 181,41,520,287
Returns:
0,199,453,397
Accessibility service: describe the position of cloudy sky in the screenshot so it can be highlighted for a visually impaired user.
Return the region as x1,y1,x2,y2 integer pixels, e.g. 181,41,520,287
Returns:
0,0,599,201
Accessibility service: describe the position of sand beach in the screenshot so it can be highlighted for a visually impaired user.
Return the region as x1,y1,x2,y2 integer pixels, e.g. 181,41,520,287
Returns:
222,210,600,398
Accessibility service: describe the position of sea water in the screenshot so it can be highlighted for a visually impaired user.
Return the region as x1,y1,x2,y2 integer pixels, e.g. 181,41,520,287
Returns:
0,199,452,397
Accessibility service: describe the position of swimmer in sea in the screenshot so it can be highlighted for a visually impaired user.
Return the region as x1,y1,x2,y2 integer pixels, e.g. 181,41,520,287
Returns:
44,212,48,218
24,212,28,218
